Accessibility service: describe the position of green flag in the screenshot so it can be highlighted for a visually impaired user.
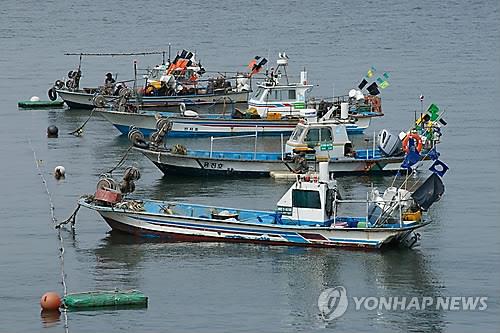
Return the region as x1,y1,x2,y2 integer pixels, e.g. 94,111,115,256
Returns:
427,104,440,121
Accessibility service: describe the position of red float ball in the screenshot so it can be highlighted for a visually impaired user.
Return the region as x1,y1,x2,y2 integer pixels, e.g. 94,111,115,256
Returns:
40,292,61,311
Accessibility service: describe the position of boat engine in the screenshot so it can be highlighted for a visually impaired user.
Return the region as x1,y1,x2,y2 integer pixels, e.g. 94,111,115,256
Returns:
378,129,402,156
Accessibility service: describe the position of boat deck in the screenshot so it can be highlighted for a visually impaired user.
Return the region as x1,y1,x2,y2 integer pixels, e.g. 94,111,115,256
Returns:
184,149,385,161
141,200,374,228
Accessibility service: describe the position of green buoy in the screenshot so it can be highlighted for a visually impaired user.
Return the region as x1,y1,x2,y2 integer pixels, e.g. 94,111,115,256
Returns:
62,290,148,310
18,100,64,108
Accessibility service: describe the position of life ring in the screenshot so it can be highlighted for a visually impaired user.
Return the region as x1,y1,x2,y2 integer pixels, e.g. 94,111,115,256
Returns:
48,87,57,101
402,133,423,154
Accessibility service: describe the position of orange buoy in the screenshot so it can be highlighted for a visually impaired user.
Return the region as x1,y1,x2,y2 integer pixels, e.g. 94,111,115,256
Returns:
40,292,62,311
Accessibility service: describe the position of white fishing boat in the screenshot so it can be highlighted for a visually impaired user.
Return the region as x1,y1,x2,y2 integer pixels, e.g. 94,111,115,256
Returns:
49,50,250,110
247,53,383,133
131,112,439,177
79,162,445,249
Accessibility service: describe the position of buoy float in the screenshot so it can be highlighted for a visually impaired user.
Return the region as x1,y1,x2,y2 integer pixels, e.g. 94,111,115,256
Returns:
40,291,62,311
47,125,59,138
30,96,40,102
54,166,66,180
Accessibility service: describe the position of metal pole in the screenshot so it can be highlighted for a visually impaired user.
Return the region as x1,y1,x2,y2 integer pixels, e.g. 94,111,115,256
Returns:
399,191,402,228
168,43,171,63
281,133,284,161
366,192,369,226
372,131,376,158
210,136,213,158
254,126,258,160
333,191,337,227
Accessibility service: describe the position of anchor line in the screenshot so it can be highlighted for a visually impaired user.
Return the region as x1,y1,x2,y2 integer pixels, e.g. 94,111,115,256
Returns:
28,139,70,333
105,145,133,175
68,107,96,136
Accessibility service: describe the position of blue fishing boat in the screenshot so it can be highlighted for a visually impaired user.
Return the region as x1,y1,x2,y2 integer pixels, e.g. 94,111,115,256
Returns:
79,162,445,249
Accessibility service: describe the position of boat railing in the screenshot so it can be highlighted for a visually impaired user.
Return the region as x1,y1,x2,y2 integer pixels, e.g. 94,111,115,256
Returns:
209,129,287,161
333,191,407,228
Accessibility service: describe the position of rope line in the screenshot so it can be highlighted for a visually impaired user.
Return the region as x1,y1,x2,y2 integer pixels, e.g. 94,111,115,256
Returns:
28,139,70,332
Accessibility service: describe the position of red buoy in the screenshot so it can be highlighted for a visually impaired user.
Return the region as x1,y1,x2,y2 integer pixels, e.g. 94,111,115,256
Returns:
40,292,62,311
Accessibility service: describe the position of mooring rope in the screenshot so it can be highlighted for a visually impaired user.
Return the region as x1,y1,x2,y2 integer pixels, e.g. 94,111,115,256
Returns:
105,146,134,175
28,139,70,333
68,108,96,136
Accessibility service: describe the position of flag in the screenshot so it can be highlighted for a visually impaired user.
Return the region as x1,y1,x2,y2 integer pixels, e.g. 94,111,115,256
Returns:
401,149,421,169
366,82,380,96
427,103,440,121
411,173,445,210
382,72,390,79
379,80,390,89
427,147,440,161
439,118,447,126
358,78,368,90
367,66,376,78
429,159,449,177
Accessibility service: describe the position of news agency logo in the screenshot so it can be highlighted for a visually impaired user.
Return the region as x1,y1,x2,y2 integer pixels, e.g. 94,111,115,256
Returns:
318,286,488,321
317,286,348,320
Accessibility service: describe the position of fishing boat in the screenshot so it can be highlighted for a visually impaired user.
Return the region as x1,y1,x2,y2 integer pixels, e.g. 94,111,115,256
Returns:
246,53,384,133
92,53,382,136
49,50,250,110
130,110,442,177
79,162,445,249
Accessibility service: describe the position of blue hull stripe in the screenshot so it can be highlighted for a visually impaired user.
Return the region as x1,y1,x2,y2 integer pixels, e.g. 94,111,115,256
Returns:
131,215,304,236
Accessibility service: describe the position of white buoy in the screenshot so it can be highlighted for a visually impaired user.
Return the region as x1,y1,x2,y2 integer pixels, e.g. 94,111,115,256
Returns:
348,89,356,98
340,102,349,119
319,162,329,183
54,166,66,180
30,96,40,102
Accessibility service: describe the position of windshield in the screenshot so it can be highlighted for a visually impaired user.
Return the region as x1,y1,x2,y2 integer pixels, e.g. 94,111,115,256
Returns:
290,126,305,142
252,87,265,100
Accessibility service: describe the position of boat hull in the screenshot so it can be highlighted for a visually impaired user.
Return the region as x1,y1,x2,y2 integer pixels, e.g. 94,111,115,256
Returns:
92,209,421,249
96,109,298,137
96,109,370,137
137,148,405,177
56,89,249,110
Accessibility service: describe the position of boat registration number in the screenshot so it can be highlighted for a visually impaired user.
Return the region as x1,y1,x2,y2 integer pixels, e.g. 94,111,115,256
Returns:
202,161,224,169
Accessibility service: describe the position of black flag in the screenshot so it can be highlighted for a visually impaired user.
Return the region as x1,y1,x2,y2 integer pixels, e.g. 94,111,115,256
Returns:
366,82,380,96
358,79,368,90
411,173,445,211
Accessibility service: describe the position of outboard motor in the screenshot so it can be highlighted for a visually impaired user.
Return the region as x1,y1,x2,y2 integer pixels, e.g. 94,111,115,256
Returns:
378,129,402,156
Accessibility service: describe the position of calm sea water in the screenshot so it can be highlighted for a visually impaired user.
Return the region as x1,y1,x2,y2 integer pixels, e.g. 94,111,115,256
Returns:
1,0,499,332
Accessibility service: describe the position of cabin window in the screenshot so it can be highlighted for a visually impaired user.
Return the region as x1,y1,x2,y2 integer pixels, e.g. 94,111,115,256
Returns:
252,88,264,100
292,190,321,209
290,126,305,141
305,128,332,144
288,89,296,100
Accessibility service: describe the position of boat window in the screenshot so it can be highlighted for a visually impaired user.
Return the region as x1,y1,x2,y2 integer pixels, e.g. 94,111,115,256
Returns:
290,126,305,141
288,89,296,100
321,128,333,142
292,190,321,209
252,88,264,100
305,128,320,143
305,128,332,143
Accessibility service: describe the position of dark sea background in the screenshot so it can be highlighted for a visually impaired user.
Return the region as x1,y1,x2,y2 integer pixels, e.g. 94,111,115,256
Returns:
1,0,499,332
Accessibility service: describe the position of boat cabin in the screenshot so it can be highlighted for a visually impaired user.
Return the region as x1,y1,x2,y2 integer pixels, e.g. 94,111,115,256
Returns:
285,122,353,160
276,163,337,225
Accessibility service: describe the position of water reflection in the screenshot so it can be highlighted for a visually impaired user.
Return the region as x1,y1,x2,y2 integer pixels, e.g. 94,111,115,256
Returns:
40,309,61,328
279,248,445,332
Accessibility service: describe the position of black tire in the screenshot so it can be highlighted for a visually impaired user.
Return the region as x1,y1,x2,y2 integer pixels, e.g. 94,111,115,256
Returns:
48,87,57,101
68,70,75,79
133,138,149,150
54,80,64,89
